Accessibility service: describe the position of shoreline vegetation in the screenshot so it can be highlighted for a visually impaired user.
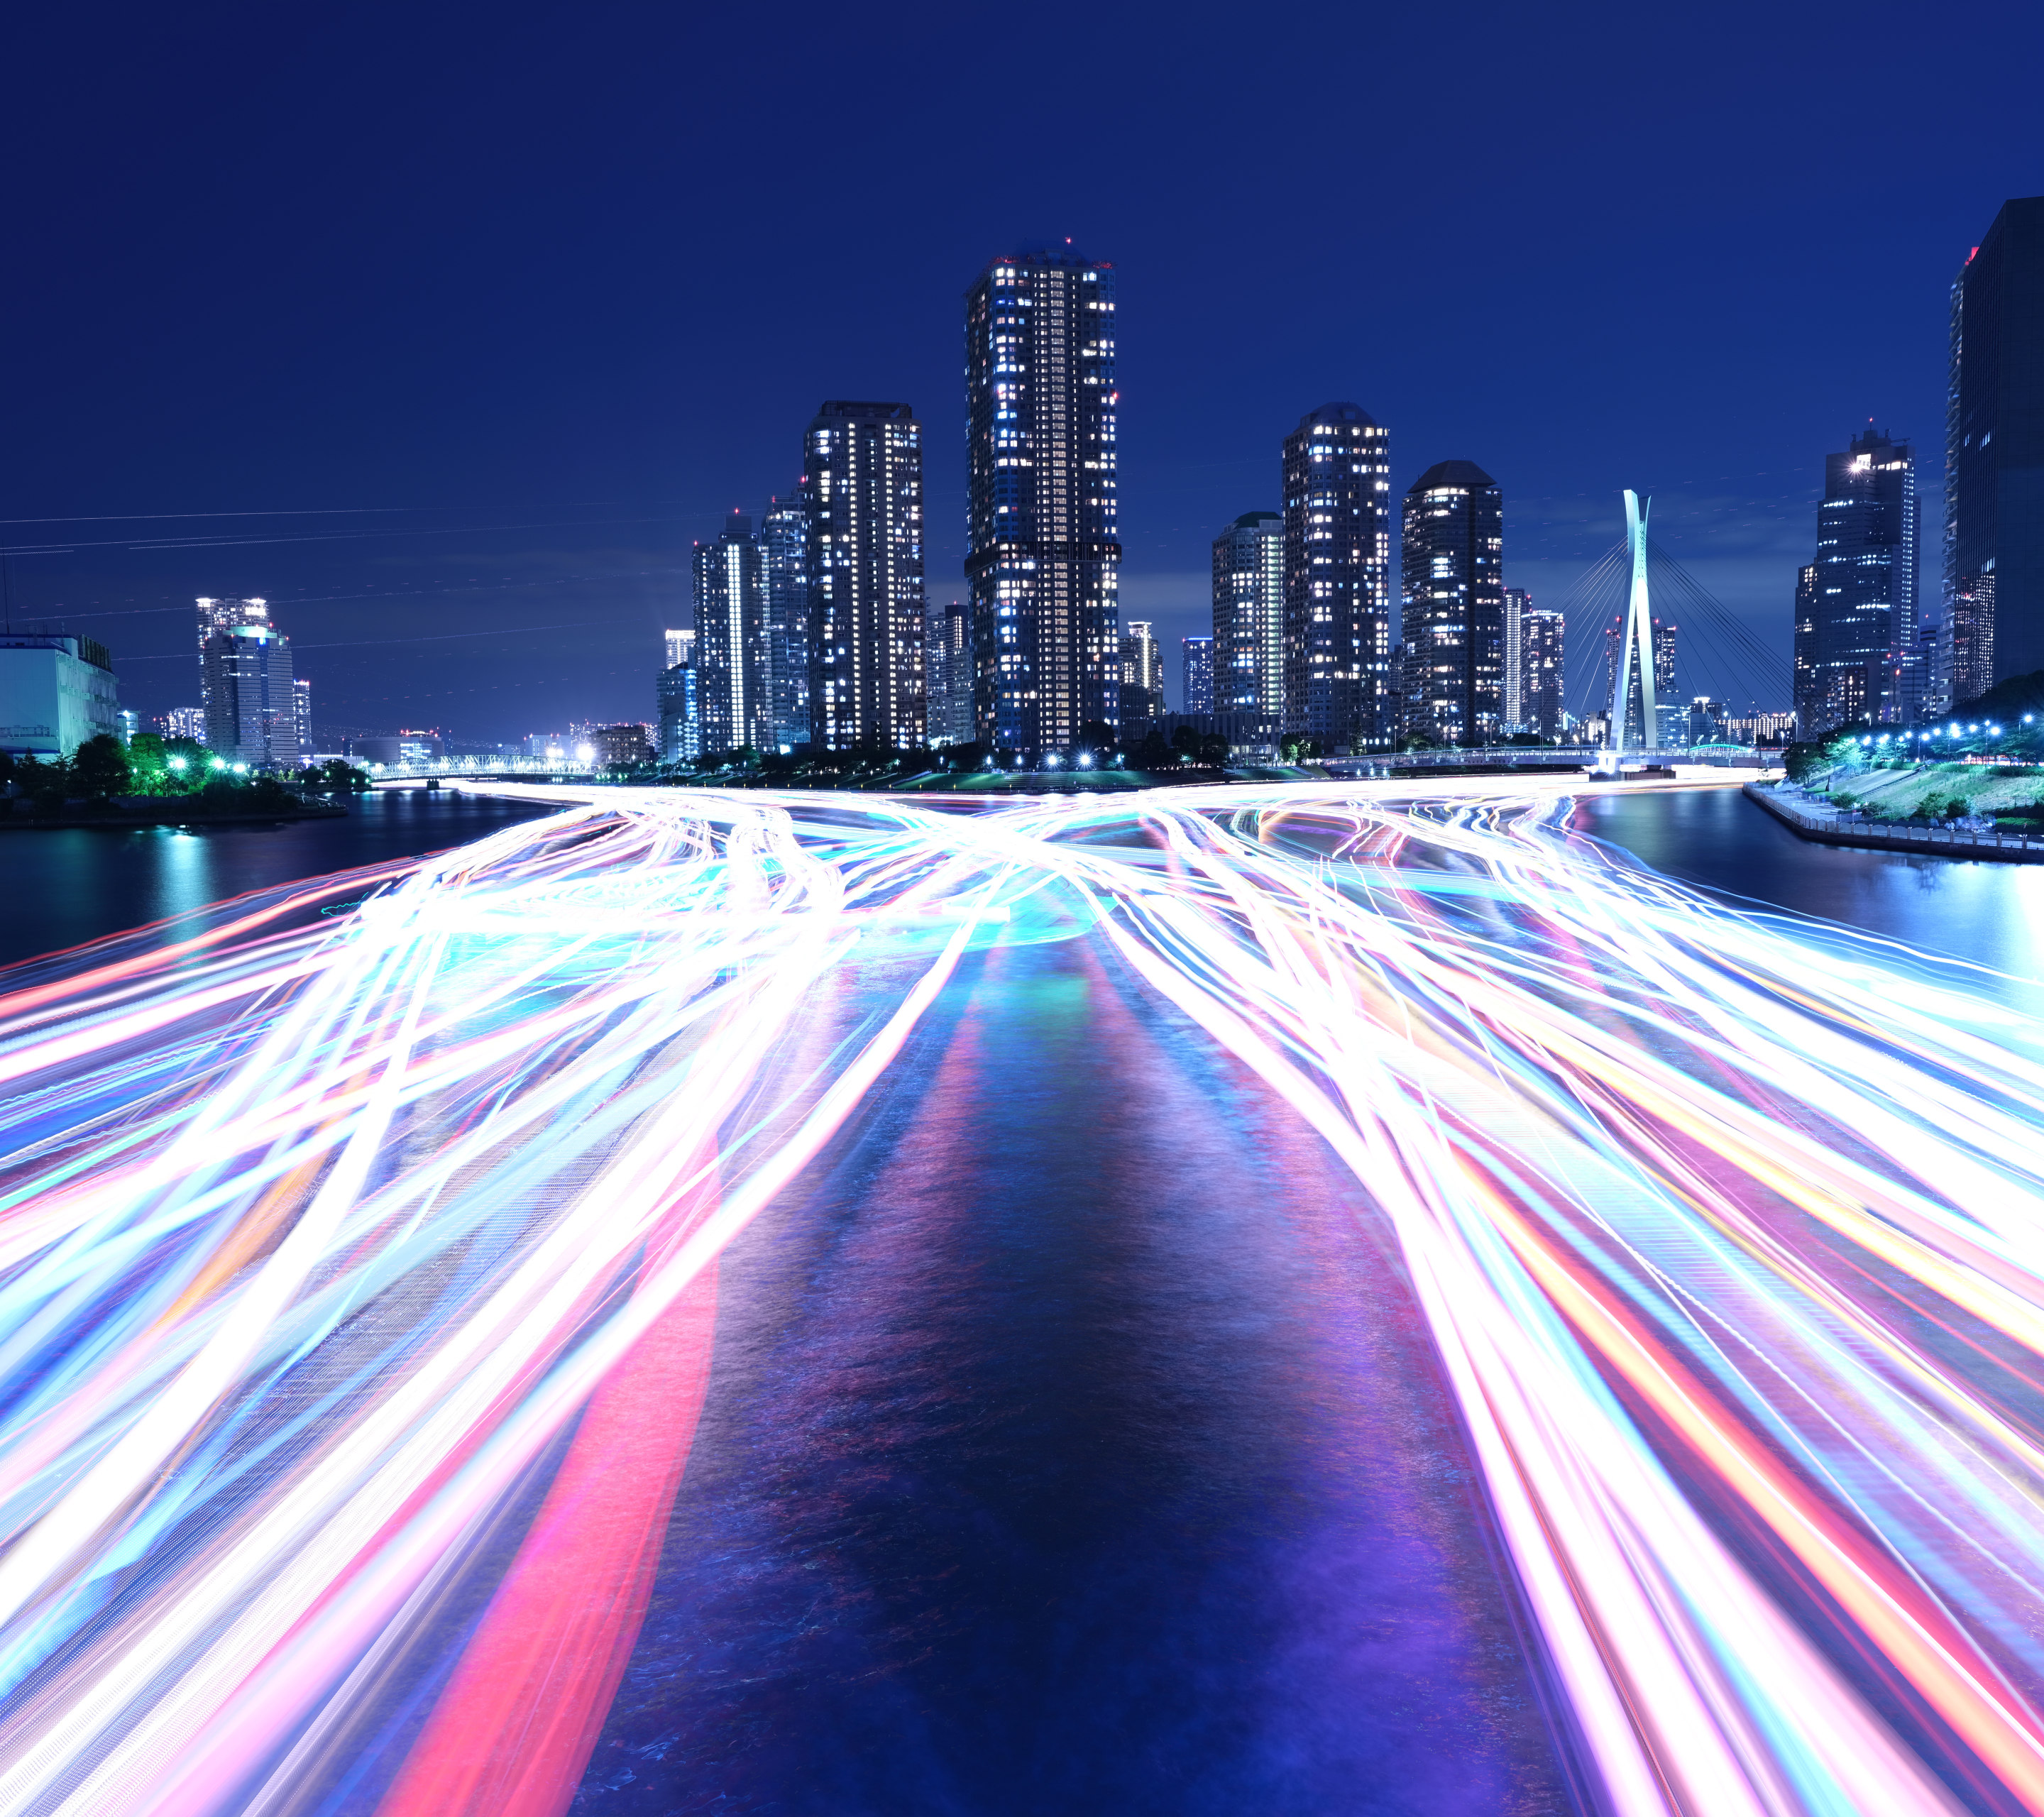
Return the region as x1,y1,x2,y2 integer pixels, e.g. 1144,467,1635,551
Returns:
1,733,368,829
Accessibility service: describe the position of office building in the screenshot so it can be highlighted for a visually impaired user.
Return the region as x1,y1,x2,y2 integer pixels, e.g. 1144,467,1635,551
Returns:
195,598,271,724
1212,511,1285,715
1119,618,1161,725
1522,604,1564,739
1282,404,1392,751
692,512,770,754
161,707,206,742
0,633,120,757
202,621,299,767
804,402,925,750
965,248,1120,752
925,598,974,747
658,627,698,764
759,494,813,749
1400,461,1504,747
1182,635,1214,713
1945,196,2044,690
1796,429,1918,734
293,679,312,762
1939,573,1996,709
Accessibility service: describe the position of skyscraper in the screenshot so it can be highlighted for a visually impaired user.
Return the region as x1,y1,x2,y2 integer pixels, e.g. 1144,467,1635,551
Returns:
1798,429,1918,733
692,513,769,755
1119,618,1161,725
1400,461,1504,748
804,402,925,750
1945,197,2044,691
202,620,299,767
925,598,974,747
1793,564,1820,732
293,677,312,759
658,627,698,763
1523,605,1564,739
965,248,1120,752
1182,635,1214,713
196,598,270,725
759,494,813,750
1211,511,1285,715
1282,404,1392,752
1502,586,1529,729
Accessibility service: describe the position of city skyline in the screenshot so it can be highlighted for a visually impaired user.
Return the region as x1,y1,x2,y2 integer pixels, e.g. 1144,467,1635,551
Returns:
5,6,2031,741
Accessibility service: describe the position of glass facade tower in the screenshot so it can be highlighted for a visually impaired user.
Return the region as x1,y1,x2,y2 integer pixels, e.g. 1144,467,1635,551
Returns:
1400,461,1504,748
1211,511,1285,715
1282,404,1392,751
1946,197,2044,693
1799,429,1918,733
691,512,769,755
965,248,1120,753
802,401,925,752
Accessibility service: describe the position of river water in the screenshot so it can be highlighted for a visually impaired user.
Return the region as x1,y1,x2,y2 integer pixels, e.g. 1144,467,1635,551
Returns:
5,785,2038,1813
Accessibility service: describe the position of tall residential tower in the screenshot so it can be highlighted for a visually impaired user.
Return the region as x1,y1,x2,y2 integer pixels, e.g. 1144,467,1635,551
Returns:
965,248,1120,752
692,513,769,754
1400,461,1504,747
803,402,925,751
1211,511,1285,715
1282,404,1392,752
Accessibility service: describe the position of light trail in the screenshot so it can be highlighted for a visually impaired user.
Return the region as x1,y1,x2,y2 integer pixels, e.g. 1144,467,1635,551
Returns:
1,779,2043,1813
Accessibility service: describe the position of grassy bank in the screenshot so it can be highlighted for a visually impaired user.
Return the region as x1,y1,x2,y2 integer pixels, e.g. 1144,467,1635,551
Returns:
1812,761,2044,824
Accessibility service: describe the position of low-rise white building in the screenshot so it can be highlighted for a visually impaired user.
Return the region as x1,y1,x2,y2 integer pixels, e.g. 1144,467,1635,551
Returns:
0,634,120,757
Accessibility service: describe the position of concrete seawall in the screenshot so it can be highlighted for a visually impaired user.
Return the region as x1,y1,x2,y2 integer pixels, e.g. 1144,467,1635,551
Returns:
1743,781,2044,864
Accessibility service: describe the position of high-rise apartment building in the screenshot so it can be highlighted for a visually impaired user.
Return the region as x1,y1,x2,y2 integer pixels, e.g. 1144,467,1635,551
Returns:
1119,619,1161,727
1182,635,1214,713
965,248,1120,752
664,627,691,670
925,598,974,747
293,677,312,759
692,512,769,754
1945,196,2044,693
1792,564,1820,732
162,706,205,742
202,621,299,767
1502,586,1529,729
1282,404,1392,751
1400,461,1504,748
1212,511,1285,715
1522,605,1564,739
1797,429,1918,734
759,494,814,750
804,402,925,750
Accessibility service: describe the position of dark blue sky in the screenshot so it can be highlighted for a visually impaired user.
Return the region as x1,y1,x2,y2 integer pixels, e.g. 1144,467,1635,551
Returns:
4,0,2038,737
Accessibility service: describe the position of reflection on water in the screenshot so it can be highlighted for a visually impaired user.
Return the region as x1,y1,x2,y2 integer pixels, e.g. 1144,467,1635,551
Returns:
1577,785,2044,983
0,791,557,967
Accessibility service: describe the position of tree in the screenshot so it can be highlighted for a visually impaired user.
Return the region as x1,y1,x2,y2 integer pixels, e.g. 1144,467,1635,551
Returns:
1170,724,1202,762
1197,732,1230,767
70,735,130,800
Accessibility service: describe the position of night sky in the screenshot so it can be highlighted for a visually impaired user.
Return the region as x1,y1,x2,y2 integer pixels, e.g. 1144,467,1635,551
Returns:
4,1,2039,742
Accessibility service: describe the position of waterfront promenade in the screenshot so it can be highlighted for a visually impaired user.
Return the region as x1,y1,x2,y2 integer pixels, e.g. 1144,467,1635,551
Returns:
1745,778,2044,862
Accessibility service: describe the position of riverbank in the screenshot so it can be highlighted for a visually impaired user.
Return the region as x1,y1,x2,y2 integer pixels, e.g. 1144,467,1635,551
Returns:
1744,779,2044,862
